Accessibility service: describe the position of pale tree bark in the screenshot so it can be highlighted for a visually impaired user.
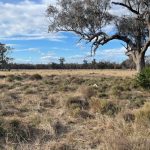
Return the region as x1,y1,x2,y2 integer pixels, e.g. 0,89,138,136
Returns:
126,48,146,72
133,52,145,72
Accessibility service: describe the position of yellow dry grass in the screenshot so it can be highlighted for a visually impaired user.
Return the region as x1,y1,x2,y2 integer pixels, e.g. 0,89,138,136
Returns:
0,69,136,77
1,69,149,149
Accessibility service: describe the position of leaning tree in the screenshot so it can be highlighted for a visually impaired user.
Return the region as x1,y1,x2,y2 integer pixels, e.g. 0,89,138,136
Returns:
46,0,150,72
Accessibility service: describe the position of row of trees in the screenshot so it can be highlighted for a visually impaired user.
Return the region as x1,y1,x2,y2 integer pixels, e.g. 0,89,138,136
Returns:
3,57,150,70
1,42,150,70
8,61,121,70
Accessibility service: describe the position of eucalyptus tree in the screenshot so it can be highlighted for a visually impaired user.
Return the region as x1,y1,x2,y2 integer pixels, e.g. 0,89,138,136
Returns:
46,0,150,72
0,43,13,70
59,57,65,66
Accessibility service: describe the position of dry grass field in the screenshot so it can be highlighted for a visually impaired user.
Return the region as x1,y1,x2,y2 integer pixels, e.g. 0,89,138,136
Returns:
0,69,149,150
0,69,136,77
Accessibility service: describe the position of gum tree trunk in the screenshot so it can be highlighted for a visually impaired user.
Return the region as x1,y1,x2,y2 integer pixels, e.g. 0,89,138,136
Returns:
135,52,145,73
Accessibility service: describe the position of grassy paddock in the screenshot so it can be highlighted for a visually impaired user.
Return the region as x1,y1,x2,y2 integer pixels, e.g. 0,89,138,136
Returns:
0,69,149,149
0,69,136,77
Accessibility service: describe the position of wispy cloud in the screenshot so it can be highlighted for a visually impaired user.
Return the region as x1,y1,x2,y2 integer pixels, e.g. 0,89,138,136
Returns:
6,43,19,47
1,0,136,64
13,47,41,52
95,47,127,62
15,58,32,63
0,0,128,41
0,0,66,41
40,51,57,62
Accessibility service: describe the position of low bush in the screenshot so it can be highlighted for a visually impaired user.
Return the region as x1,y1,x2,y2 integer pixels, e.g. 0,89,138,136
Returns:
66,96,89,110
30,74,42,80
136,67,150,89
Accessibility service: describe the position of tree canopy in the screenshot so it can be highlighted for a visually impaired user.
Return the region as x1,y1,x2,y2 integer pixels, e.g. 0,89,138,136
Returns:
0,43,12,70
46,0,150,72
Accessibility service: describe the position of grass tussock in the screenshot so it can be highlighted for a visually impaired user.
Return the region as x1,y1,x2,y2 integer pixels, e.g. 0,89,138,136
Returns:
134,102,150,125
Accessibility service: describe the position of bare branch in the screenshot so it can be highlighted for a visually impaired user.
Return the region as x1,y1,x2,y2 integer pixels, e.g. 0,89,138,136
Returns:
98,34,132,45
112,2,140,15
142,40,150,53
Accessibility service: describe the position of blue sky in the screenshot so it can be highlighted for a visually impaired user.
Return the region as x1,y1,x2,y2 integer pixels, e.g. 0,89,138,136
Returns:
0,0,149,64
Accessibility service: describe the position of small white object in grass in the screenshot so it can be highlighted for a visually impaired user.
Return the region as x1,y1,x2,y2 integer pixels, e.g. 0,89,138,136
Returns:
93,84,98,88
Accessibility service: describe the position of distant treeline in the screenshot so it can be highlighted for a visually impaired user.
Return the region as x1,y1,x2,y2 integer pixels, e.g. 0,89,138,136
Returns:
4,60,132,70
1,58,150,70
8,62,120,69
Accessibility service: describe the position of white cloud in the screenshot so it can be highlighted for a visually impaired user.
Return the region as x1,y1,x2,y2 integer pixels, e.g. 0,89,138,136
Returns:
110,0,128,16
15,58,32,63
86,47,128,63
0,0,65,41
7,43,18,47
13,47,41,52
0,0,132,41
42,0,56,5
41,56,59,63
97,47,125,55
40,51,57,62
0,0,133,41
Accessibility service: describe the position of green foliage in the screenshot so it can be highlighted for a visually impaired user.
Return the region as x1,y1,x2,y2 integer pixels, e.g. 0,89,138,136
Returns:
0,43,13,70
136,67,150,89
59,57,65,66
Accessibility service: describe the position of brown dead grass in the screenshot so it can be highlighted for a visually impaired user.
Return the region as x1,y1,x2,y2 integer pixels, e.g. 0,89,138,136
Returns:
0,70,149,150
0,69,136,77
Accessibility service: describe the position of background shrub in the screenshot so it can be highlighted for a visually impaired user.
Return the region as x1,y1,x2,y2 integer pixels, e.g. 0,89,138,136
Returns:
136,67,150,89
30,74,42,80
